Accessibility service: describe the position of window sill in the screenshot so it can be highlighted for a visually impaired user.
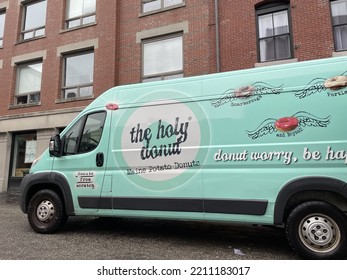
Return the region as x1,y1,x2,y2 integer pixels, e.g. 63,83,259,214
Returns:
332,50,347,57
139,3,185,17
55,95,94,104
9,102,41,110
255,58,298,68
15,35,46,45
59,22,97,34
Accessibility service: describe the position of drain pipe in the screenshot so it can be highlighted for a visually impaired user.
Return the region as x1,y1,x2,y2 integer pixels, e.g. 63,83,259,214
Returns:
214,0,221,72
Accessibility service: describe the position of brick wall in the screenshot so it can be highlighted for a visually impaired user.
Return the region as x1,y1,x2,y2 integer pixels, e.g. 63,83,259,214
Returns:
291,0,334,60
0,0,340,118
0,0,117,117
218,0,336,71
117,0,216,86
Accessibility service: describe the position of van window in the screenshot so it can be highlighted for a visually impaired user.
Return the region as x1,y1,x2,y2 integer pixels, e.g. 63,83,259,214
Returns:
63,111,106,155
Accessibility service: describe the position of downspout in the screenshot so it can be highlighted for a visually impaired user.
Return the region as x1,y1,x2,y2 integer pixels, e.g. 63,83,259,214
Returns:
214,0,221,72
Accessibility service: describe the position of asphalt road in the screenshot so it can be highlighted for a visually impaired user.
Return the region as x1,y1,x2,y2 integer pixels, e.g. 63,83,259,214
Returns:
0,191,299,260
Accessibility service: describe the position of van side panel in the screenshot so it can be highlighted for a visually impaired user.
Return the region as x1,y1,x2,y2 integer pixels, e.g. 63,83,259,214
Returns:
201,57,347,224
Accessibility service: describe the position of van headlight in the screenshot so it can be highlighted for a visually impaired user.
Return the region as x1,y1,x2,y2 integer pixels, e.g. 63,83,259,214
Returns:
31,157,41,168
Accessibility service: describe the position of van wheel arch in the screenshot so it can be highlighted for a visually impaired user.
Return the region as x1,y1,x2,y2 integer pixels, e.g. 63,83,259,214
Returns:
21,172,74,216
274,177,347,225
26,183,65,211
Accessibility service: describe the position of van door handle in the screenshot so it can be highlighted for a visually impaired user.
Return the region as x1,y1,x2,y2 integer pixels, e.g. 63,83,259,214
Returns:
96,153,104,167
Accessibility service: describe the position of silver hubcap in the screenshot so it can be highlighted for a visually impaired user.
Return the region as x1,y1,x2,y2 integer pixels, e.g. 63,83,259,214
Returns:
36,200,55,222
299,214,340,253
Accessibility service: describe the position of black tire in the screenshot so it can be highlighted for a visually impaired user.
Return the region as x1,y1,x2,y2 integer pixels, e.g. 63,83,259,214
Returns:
27,189,68,234
285,201,347,259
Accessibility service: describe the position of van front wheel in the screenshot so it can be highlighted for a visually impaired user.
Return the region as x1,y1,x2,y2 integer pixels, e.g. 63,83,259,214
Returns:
27,189,67,234
285,201,347,259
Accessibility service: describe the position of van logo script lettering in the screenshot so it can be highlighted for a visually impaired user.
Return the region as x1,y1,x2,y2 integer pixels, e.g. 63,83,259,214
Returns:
129,117,190,160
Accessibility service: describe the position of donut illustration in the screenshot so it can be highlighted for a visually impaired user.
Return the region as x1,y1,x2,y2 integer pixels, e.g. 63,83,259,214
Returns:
234,85,255,98
246,112,331,140
324,76,347,90
275,117,299,132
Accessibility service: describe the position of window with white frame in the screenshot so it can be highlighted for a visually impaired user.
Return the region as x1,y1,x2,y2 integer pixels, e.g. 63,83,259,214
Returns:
256,2,292,62
21,0,47,41
15,61,42,105
142,34,183,82
66,0,96,29
0,10,5,47
142,0,183,14
62,51,94,100
331,0,347,51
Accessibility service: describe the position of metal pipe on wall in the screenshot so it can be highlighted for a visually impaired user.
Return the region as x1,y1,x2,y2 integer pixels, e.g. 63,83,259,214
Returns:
214,0,221,72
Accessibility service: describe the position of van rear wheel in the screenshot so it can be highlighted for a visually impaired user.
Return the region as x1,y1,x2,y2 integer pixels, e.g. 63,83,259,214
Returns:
285,201,347,259
27,189,67,234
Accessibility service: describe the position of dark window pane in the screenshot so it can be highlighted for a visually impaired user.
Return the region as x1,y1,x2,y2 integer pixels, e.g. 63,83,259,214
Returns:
17,96,28,105
64,118,84,155
334,25,347,51
29,93,40,103
331,1,347,25
142,77,162,83
275,34,291,60
12,133,36,177
260,37,275,62
78,112,106,153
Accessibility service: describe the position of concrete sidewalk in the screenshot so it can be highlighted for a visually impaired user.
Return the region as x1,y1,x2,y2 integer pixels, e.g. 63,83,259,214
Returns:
0,189,20,205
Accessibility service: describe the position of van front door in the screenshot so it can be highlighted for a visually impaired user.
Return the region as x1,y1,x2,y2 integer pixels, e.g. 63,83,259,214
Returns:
52,110,110,213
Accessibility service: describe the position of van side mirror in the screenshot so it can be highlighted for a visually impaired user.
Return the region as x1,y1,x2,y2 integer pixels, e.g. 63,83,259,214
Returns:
49,134,63,157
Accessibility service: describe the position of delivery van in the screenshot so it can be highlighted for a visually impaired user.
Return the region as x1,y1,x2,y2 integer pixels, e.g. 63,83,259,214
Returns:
20,56,347,259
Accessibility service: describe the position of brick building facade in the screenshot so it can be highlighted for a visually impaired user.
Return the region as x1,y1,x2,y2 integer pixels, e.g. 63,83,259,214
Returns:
0,0,345,192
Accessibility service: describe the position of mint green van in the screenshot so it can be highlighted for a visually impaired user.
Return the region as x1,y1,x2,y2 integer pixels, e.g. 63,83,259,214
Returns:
20,57,347,259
